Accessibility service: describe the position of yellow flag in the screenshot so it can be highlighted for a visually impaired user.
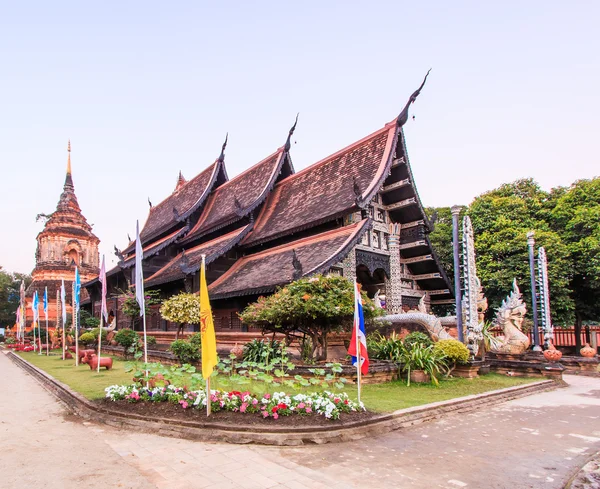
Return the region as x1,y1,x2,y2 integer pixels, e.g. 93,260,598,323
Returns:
200,255,218,379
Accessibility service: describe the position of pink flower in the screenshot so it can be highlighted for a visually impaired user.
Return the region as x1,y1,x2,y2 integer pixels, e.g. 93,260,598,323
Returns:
298,402,305,409
240,403,248,413
262,411,269,418
264,393,271,400
179,400,188,409
305,407,312,413
252,399,258,405
273,413,279,420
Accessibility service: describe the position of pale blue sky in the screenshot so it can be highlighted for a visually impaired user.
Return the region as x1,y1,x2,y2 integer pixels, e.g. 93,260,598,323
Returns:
1,1,598,274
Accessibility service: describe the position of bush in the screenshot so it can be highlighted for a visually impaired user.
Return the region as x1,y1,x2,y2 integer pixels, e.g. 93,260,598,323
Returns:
403,331,433,350
399,343,447,386
114,329,139,350
90,328,107,342
32,328,49,342
242,339,282,364
79,332,96,345
169,339,201,365
433,339,470,365
188,333,202,349
5,336,15,345
367,332,405,363
146,335,157,347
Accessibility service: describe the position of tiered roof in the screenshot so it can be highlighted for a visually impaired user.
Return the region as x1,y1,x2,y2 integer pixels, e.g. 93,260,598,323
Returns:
145,225,252,287
243,122,398,247
209,220,370,299
183,149,291,243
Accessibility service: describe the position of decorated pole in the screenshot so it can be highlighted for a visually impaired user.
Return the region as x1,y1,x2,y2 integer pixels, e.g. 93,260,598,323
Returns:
56,290,60,355
462,216,483,358
73,281,78,365
537,247,553,350
44,287,49,356
97,255,108,373
61,280,67,360
199,254,218,416
451,205,463,342
32,293,37,352
527,232,542,351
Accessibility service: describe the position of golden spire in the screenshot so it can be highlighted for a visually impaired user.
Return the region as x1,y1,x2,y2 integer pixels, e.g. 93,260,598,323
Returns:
67,140,72,175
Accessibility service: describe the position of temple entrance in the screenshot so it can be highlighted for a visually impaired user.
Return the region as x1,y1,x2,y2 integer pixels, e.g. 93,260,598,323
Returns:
356,265,387,302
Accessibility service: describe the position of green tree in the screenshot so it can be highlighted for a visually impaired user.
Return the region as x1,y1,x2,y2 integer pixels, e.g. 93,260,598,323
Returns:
239,275,383,361
469,179,574,324
551,178,600,348
0,267,32,328
119,288,162,329
160,293,201,339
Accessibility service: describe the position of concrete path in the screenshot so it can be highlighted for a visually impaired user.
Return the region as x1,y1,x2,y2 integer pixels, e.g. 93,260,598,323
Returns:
1,350,599,489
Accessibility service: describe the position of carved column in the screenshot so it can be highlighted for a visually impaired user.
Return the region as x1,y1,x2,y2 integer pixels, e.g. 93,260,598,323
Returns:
341,248,357,283
386,223,402,314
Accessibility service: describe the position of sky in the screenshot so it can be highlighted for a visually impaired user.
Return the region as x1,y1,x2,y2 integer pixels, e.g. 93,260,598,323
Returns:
1,1,598,274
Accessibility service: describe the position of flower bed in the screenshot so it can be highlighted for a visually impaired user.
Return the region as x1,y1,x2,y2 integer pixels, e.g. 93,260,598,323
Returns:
105,384,363,420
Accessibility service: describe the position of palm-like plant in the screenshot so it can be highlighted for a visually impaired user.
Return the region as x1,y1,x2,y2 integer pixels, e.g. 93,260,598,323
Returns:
399,343,447,386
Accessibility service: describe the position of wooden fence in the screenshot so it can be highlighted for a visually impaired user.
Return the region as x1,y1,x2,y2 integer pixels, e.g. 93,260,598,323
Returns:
491,326,600,347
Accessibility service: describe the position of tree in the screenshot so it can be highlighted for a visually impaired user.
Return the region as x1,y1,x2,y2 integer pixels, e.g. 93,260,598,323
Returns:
551,178,600,349
0,267,32,328
119,288,162,329
160,293,201,339
239,275,383,361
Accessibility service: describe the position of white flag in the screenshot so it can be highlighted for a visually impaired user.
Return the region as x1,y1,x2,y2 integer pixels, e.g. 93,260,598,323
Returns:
134,220,145,317
61,280,67,325
99,255,108,322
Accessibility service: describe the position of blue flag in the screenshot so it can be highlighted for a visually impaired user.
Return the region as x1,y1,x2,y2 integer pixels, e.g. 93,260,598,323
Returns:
74,267,81,313
43,287,48,318
32,291,39,323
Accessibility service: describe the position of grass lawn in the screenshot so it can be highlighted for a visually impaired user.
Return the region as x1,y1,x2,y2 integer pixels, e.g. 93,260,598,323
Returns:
17,351,542,412
359,374,539,412
17,351,133,400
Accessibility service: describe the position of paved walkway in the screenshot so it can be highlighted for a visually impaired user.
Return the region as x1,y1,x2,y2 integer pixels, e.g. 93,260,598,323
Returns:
1,350,599,489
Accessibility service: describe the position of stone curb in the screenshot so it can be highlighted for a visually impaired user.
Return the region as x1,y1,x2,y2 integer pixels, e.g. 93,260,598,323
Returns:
6,350,557,446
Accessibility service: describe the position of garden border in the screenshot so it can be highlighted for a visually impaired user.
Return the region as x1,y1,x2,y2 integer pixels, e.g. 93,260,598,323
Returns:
6,350,557,446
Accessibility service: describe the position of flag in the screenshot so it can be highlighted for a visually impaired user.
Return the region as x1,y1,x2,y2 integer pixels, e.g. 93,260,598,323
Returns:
199,255,218,379
60,280,67,326
74,267,81,313
347,281,369,376
43,287,48,319
99,255,108,322
134,221,145,316
32,291,39,323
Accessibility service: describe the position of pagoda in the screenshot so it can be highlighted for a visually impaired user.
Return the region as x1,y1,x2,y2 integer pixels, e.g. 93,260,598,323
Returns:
26,142,100,328
84,75,453,336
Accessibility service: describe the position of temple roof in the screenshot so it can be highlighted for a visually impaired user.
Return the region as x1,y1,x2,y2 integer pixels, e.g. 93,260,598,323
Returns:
135,159,226,247
182,149,290,243
120,226,188,269
209,219,370,299
145,224,252,288
242,122,398,247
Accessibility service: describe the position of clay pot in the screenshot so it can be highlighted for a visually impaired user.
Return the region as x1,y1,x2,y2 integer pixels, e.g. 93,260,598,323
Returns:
543,349,563,362
409,370,430,384
230,343,244,359
580,343,596,358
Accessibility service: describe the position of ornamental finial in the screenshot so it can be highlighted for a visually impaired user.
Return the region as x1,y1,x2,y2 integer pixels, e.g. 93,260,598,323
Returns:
284,113,299,152
67,139,72,175
218,133,228,163
396,69,431,127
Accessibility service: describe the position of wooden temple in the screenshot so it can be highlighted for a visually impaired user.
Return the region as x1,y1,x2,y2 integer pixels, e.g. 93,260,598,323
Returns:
83,79,452,335
27,142,100,328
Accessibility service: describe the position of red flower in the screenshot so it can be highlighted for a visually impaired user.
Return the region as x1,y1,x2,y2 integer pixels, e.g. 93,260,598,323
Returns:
277,403,287,410
271,406,279,413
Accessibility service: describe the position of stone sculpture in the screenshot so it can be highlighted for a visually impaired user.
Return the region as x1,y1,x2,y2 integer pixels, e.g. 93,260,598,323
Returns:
462,216,483,357
376,312,453,342
85,353,113,370
490,279,530,355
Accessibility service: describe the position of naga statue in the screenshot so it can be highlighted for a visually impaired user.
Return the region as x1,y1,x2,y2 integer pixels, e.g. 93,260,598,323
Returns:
490,279,530,355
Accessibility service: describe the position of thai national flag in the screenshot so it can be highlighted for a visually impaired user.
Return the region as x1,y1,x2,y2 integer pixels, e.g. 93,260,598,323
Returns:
348,281,369,375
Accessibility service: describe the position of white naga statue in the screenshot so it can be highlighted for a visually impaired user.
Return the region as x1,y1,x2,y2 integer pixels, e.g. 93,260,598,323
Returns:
490,279,530,355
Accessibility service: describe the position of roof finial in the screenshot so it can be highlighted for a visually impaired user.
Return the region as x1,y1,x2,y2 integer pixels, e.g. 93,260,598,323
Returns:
284,113,299,152
218,133,228,163
396,69,431,127
67,139,72,175
174,170,187,191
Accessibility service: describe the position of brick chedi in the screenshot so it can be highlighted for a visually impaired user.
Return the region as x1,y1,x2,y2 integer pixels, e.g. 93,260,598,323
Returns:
27,142,100,328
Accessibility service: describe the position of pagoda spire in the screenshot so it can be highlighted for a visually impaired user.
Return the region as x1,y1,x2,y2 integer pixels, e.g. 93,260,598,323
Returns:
65,140,74,188
174,170,187,191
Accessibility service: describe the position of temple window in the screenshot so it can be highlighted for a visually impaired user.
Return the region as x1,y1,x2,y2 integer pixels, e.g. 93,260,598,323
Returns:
361,231,370,246
376,209,385,222
68,249,79,266
371,231,380,249
382,234,389,251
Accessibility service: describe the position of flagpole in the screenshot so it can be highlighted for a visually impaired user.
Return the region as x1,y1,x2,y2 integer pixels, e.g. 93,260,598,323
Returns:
201,255,212,417
97,314,103,373
355,287,362,406
32,296,37,352
38,301,43,355
62,287,66,360
73,281,78,366
56,291,60,356
45,287,49,356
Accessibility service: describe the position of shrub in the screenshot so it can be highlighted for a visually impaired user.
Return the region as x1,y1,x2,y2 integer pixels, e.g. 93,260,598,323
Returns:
367,332,405,363
399,343,447,386
114,329,139,350
90,328,108,342
188,333,202,349
5,336,15,345
403,331,433,350
169,339,201,365
79,332,96,345
433,339,470,367
33,328,49,342
242,339,282,364
147,335,157,347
